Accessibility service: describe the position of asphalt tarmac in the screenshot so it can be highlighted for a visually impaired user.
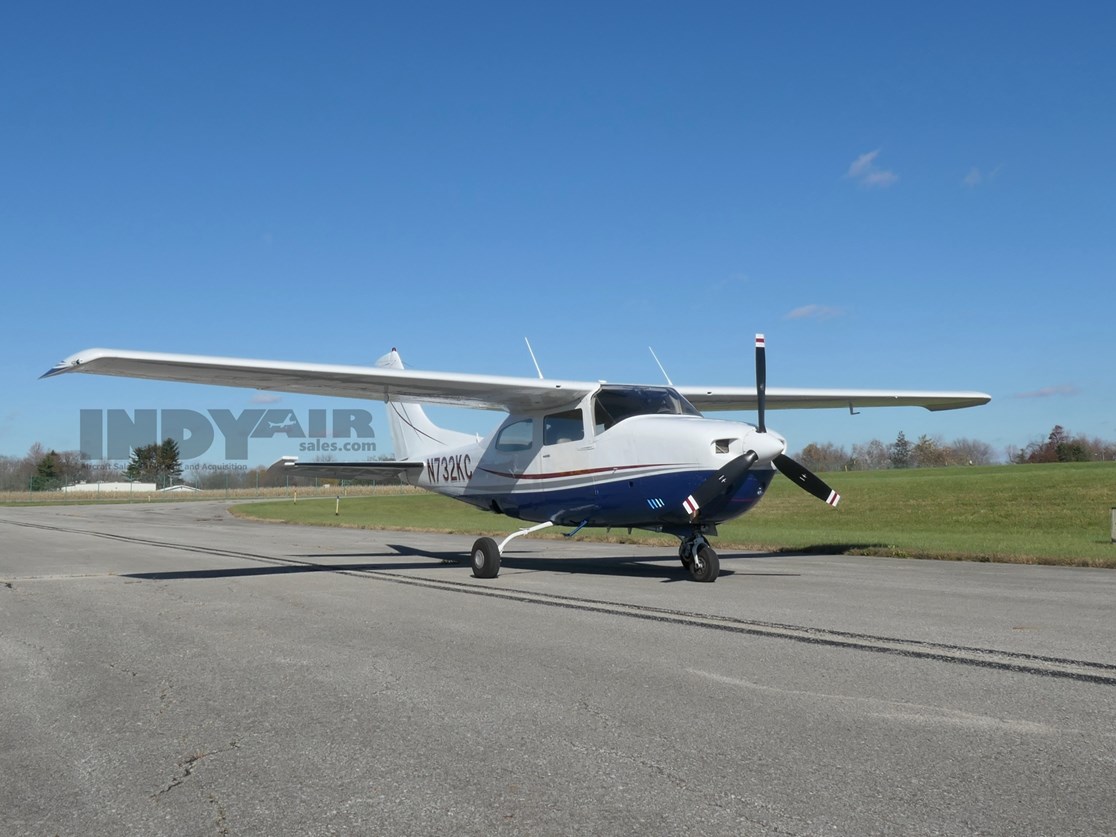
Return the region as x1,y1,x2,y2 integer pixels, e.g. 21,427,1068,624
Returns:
2,501,1115,836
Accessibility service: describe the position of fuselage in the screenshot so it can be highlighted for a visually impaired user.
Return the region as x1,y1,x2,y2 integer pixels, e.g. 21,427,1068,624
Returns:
408,384,782,535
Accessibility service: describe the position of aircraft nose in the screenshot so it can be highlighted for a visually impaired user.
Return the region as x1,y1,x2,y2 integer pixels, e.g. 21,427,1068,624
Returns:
748,428,786,463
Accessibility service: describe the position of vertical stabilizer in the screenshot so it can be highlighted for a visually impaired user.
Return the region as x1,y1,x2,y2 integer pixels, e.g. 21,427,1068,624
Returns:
375,349,474,460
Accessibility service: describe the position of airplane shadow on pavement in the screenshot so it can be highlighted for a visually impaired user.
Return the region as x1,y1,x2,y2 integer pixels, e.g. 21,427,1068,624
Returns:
124,544,800,583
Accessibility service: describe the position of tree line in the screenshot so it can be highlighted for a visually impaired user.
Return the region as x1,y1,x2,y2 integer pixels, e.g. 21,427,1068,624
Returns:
0,441,386,491
793,425,1116,473
2,423,1113,490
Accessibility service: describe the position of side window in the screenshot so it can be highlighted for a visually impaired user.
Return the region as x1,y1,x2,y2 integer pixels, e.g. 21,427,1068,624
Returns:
495,418,534,452
544,409,584,446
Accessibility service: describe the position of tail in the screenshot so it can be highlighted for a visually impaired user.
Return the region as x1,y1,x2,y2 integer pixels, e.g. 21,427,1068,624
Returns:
376,349,475,460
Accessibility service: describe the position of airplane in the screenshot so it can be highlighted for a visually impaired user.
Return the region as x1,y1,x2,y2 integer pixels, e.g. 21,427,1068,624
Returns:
266,417,299,433
44,337,990,582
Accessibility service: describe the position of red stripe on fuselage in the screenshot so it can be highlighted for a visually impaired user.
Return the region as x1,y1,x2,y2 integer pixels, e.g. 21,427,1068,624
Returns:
478,463,686,480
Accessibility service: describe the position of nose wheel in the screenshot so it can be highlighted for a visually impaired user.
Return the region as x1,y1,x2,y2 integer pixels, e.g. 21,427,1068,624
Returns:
678,535,720,582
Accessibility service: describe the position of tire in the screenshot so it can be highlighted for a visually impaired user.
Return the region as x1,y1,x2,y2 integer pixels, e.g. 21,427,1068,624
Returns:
688,544,719,582
470,537,501,579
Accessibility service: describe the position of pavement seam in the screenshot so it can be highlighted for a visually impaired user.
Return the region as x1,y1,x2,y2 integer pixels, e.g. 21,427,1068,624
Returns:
7,517,1116,686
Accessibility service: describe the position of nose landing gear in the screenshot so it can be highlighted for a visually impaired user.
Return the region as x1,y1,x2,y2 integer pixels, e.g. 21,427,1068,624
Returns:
678,533,719,582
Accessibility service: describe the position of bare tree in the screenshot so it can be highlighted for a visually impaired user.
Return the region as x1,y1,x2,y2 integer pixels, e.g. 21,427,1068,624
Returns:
0,455,24,490
794,442,849,473
951,437,995,465
911,435,953,468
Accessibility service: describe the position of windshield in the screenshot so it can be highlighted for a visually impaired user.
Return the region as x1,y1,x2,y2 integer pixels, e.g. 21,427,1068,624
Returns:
592,385,700,432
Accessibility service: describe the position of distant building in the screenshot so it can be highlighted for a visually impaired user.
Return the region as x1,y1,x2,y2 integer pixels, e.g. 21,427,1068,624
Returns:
61,482,157,493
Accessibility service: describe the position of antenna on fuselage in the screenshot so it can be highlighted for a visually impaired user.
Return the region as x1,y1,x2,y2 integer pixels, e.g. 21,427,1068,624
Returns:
524,337,544,379
648,347,673,385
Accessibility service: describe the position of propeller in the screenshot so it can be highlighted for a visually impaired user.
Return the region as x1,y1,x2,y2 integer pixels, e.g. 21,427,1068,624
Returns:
755,333,841,507
755,333,767,433
683,450,757,521
773,453,841,507
683,333,841,522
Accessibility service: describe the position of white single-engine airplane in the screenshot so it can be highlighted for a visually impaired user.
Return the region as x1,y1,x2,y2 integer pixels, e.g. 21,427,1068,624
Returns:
45,337,989,582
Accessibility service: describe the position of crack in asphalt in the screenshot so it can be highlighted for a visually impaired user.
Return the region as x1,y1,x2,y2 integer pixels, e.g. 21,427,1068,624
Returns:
154,741,241,798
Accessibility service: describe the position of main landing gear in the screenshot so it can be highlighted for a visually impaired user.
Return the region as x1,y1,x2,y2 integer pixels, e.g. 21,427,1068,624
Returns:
470,537,502,578
678,533,720,582
470,523,720,583
469,522,555,579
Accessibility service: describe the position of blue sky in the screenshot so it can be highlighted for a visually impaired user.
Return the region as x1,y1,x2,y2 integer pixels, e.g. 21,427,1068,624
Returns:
2,1,1113,466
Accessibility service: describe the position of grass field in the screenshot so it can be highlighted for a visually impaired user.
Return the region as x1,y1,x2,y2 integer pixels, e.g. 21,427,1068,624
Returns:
229,462,1116,568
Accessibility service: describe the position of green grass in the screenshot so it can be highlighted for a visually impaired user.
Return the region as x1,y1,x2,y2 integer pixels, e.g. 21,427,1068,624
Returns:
229,462,1116,567
724,462,1116,566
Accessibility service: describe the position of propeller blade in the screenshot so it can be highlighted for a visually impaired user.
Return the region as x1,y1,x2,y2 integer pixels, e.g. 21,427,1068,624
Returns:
683,450,758,521
773,454,841,507
755,333,767,434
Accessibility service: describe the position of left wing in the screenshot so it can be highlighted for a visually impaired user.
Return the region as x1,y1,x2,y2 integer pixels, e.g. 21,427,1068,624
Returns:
677,386,991,412
42,348,594,413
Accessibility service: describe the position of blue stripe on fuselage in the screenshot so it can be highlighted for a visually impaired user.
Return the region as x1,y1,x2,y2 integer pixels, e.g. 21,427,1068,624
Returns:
459,468,776,529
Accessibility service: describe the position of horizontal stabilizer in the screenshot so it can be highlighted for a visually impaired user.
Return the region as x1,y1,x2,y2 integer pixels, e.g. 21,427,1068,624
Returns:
268,456,424,483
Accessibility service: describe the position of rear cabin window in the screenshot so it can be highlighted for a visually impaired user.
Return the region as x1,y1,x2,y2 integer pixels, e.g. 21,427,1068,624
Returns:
543,409,584,445
593,386,699,432
495,418,534,451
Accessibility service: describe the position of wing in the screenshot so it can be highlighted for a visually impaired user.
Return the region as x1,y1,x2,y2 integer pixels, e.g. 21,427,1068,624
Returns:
267,456,424,483
677,386,991,412
42,348,594,413
43,347,990,414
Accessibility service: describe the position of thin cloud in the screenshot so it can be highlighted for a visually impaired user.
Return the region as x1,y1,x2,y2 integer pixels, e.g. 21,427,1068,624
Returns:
785,304,844,321
1013,384,1080,399
0,409,19,438
709,274,749,292
862,169,898,188
963,164,1004,188
251,393,283,404
847,150,879,179
846,149,898,189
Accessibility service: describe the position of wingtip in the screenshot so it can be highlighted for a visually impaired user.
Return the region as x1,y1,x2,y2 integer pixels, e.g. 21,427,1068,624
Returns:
40,348,111,379
40,361,73,379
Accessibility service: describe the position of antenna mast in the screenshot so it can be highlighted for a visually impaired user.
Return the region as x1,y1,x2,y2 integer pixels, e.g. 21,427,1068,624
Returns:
524,337,544,379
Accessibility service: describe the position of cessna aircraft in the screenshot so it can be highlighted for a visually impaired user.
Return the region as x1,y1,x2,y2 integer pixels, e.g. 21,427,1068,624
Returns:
44,337,989,582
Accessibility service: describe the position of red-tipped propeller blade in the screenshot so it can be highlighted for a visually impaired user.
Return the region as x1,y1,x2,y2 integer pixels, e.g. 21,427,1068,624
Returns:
755,333,766,434
682,450,758,522
773,453,842,507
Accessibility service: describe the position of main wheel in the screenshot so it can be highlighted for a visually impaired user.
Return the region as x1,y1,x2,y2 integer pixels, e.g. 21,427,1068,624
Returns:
688,544,719,582
470,537,501,578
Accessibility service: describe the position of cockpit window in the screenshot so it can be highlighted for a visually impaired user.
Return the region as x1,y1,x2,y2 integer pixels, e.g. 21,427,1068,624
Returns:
592,385,700,432
544,409,584,445
495,418,534,451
